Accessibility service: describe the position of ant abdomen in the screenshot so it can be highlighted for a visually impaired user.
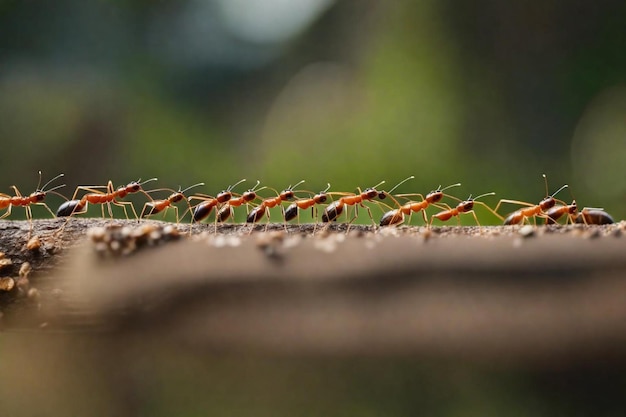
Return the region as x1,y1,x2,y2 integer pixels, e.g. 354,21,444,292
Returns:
576,209,614,225
284,203,298,222
56,199,82,217
322,201,343,222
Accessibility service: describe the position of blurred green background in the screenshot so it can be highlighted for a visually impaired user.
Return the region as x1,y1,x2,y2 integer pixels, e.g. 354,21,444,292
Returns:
1,0,625,223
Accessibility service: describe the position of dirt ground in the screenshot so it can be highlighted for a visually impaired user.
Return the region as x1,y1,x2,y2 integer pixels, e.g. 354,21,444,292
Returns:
1,218,625,361
2,218,626,416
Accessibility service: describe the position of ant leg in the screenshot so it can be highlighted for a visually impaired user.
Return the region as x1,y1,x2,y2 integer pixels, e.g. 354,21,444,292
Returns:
474,201,504,222
113,200,139,220
0,205,12,220
71,185,109,201
494,199,535,215
25,205,34,238
469,211,483,231
34,202,57,219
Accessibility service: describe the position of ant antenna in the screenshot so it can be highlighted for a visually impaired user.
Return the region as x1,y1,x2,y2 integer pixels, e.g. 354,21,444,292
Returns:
468,192,496,201
45,183,67,194
369,180,386,190
542,174,549,197
139,178,158,186
39,172,65,192
227,178,247,191
439,182,462,192
387,176,415,194
287,180,306,191
320,183,331,193
551,184,568,198
179,183,205,194
249,180,261,191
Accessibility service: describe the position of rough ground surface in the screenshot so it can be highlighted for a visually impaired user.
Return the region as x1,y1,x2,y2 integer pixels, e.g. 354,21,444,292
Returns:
1,218,625,364
2,218,626,416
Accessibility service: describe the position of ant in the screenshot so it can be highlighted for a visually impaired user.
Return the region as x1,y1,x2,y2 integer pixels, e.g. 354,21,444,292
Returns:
430,192,500,226
494,175,568,225
215,180,265,223
246,180,305,225
380,182,461,226
56,178,157,219
322,176,414,226
284,183,331,223
546,202,614,225
544,200,578,224
0,171,66,233
189,179,246,223
140,183,205,223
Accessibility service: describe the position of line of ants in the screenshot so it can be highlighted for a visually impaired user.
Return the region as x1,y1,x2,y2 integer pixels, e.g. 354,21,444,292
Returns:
0,172,615,236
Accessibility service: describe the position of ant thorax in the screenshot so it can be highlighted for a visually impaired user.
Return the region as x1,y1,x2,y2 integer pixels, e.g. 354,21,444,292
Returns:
539,197,556,211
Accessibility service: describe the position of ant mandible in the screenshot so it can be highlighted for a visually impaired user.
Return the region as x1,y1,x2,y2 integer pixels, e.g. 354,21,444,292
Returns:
379,182,461,227
430,192,500,227
56,178,157,219
494,175,568,225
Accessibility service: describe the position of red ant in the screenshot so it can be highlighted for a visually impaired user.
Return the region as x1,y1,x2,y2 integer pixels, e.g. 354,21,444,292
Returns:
430,192,499,226
246,180,305,225
284,183,331,223
56,178,157,219
189,179,246,223
380,182,461,226
0,172,66,231
215,180,265,223
546,202,615,225
544,200,578,224
494,175,568,225
140,183,205,223
322,176,414,226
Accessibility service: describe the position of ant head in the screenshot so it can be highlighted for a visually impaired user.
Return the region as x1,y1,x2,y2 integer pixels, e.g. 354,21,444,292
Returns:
242,181,264,202
539,184,568,211
427,182,461,203
173,182,204,202
362,188,380,200
127,177,158,193
30,191,46,202
568,200,578,214
315,184,331,203
280,180,305,201
460,192,495,212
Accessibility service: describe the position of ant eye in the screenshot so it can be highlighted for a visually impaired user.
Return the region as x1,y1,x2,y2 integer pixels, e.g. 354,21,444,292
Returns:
319,196,327,203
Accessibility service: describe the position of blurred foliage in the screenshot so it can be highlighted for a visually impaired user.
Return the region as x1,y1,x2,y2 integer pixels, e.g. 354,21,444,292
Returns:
1,0,625,222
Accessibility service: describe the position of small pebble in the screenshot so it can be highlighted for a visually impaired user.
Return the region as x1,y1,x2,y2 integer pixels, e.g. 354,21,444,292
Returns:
0,258,13,271
19,262,32,278
26,236,42,251
519,225,535,238
0,277,15,292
